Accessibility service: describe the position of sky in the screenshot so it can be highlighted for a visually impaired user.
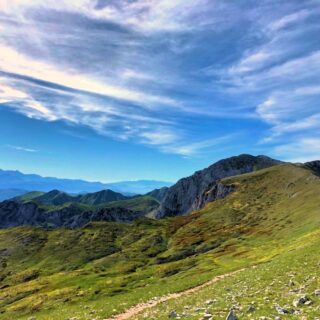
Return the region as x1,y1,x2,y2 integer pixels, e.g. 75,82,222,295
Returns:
0,0,319,183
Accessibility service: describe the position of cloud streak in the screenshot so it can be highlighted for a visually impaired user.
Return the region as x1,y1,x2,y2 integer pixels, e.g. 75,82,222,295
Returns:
3,145,38,153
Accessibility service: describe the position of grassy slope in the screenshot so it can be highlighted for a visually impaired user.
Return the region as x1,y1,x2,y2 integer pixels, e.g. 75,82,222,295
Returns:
50,195,159,212
13,195,160,216
134,229,320,319
0,164,320,319
102,196,159,211
15,191,44,201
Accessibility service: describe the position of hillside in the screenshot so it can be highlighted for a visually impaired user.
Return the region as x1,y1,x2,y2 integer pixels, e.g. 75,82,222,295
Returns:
0,162,320,319
30,190,78,206
18,189,128,206
78,189,127,205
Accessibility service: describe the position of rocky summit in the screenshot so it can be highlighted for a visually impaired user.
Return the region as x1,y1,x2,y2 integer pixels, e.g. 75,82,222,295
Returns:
155,154,281,218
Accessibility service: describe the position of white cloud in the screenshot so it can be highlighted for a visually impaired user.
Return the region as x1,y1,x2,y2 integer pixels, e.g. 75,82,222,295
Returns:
260,51,320,81
0,79,183,152
256,98,277,123
161,135,235,156
268,9,314,32
0,82,28,102
229,50,320,92
229,51,274,75
277,114,320,133
0,0,214,32
257,84,320,144
274,138,320,163
262,114,320,143
0,79,56,120
139,130,178,146
4,145,38,153
120,69,154,81
0,45,177,108
257,85,320,124
294,85,320,96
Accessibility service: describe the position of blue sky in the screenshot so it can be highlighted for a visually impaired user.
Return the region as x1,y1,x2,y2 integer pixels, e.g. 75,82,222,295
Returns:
0,0,319,182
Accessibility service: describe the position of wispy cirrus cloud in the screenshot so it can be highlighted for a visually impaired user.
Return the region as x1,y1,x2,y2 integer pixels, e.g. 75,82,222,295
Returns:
256,84,320,143
0,0,234,33
2,145,38,153
0,45,178,108
160,134,236,157
267,8,316,32
274,137,320,163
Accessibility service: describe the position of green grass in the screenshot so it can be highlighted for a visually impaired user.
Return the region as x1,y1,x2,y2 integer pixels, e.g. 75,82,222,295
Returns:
19,195,159,215
133,229,320,319
102,196,159,212
16,191,44,202
0,164,320,319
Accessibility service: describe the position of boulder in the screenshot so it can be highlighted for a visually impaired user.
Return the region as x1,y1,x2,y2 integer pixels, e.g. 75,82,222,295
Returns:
226,309,238,320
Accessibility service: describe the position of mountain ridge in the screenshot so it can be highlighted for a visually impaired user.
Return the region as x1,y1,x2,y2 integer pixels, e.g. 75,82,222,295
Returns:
18,188,128,206
1,154,318,230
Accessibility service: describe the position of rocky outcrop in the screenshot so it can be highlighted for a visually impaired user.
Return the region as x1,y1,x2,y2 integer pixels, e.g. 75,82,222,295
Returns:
195,182,236,210
304,161,320,176
147,187,169,202
155,154,281,218
0,200,143,229
0,201,43,227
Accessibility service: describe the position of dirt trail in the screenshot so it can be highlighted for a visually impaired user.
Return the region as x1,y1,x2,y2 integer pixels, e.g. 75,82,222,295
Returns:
105,268,246,320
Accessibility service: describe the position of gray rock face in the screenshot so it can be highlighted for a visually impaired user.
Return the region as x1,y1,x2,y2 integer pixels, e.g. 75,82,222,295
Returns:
156,154,281,218
147,187,169,202
0,200,143,229
304,160,320,176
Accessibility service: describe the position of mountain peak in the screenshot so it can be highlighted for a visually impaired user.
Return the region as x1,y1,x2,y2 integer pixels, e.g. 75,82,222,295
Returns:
155,154,281,218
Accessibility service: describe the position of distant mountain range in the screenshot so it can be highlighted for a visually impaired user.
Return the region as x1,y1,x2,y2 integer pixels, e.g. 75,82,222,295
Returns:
2,188,159,228
0,169,173,200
